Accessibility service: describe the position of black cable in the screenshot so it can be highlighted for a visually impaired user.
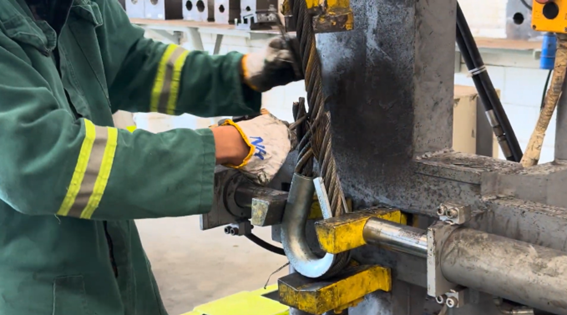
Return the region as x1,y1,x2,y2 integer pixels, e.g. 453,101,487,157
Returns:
456,3,523,162
520,0,532,10
245,233,286,256
541,70,552,110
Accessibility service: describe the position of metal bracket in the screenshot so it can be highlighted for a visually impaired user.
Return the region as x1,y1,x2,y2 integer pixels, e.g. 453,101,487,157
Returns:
278,264,391,314
426,221,460,298
436,287,479,309
437,202,471,225
200,168,287,231
224,220,252,236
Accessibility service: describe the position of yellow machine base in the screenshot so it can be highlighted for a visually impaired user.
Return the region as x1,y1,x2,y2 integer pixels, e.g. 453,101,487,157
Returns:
182,285,289,315
278,264,391,314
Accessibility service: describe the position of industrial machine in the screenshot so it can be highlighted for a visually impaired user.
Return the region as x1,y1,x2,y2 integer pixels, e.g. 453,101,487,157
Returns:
198,0,567,314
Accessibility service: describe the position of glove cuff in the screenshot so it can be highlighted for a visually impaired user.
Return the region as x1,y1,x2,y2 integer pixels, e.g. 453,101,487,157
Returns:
220,119,254,169
241,54,260,92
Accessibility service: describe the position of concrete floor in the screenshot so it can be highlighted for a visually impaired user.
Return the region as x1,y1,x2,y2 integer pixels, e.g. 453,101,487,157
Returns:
135,216,289,315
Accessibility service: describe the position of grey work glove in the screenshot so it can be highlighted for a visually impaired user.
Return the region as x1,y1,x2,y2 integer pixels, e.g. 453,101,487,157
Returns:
241,37,304,93
220,112,293,185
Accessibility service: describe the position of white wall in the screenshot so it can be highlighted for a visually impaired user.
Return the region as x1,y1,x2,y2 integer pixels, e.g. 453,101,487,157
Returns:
132,0,558,162
459,0,508,38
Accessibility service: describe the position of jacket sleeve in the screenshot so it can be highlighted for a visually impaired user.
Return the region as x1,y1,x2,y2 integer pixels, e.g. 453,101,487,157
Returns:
96,0,261,117
0,41,217,221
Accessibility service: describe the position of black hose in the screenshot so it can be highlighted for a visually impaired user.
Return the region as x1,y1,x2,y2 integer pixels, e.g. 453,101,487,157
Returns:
541,70,552,110
245,233,286,256
456,3,523,162
520,0,532,10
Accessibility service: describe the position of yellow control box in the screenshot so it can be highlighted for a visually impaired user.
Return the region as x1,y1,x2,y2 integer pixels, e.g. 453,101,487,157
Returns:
532,0,567,33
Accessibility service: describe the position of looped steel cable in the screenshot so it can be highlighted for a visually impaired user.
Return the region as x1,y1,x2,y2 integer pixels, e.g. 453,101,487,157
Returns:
291,0,349,217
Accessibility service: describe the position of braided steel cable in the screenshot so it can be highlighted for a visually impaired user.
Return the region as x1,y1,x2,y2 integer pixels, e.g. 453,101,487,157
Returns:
291,0,348,217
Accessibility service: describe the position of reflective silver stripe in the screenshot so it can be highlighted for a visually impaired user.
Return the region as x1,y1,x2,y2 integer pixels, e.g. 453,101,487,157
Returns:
67,126,109,218
157,46,187,114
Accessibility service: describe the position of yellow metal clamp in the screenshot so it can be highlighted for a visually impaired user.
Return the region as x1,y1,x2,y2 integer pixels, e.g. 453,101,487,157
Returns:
278,264,391,314
315,208,408,254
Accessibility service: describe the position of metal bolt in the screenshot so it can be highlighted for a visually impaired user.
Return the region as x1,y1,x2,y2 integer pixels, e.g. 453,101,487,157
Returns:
447,209,459,218
230,227,239,235
446,297,458,308
435,295,447,305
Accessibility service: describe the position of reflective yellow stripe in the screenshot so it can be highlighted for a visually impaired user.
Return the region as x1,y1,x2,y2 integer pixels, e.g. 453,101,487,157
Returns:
166,50,190,115
151,45,178,112
80,127,118,219
57,120,97,216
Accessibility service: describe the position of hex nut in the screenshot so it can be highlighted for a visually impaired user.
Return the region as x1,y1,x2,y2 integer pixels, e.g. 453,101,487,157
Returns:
446,297,458,308
447,209,458,218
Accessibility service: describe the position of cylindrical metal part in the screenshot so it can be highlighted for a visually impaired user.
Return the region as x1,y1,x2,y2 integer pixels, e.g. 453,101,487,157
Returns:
440,229,567,315
281,174,346,278
363,217,428,258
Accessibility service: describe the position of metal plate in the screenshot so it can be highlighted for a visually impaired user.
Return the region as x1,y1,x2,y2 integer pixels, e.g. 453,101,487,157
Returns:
126,0,145,18
144,0,183,20
426,221,459,297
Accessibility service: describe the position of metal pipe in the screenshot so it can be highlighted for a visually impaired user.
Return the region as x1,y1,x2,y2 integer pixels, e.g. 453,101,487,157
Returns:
280,173,341,278
440,229,567,315
363,218,428,258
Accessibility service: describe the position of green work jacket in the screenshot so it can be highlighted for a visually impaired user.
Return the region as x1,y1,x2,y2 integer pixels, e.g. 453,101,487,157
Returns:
0,0,261,314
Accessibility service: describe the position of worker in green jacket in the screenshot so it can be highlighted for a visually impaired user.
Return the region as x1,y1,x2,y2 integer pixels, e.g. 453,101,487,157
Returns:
0,0,302,314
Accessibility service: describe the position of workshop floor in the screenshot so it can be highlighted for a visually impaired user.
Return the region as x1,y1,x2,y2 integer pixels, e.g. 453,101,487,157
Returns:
136,216,288,315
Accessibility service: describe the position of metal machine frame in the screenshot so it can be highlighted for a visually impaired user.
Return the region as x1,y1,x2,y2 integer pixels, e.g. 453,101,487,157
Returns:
201,0,567,314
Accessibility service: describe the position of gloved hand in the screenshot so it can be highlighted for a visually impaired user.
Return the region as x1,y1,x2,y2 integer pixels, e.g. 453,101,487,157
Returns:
220,112,292,185
241,37,304,93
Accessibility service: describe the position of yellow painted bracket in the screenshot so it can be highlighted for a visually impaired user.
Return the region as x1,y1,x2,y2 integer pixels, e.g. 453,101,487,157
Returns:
278,265,391,314
281,0,353,33
315,208,407,254
532,0,567,34
313,0,353,33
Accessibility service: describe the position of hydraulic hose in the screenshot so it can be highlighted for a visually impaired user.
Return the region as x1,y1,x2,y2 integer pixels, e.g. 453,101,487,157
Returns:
245,234,285,256
522,34,567,167
456,3,523,162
